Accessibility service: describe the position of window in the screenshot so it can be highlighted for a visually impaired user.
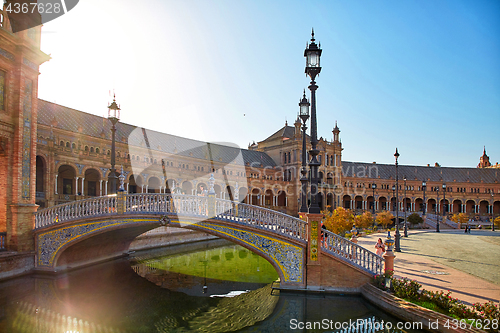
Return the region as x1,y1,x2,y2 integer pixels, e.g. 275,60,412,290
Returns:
60,141,64,146
90,147,94,153
72,143,76,149
96,148,100,154
65,142,70,148
85,146,89,151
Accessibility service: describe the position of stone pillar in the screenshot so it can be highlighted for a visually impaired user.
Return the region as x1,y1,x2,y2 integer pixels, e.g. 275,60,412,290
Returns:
383,233,395,274
81,177,85,196
54,175,58,194
117,190,125,214
99,180,103,196
75,176,79,195
301,212,324,290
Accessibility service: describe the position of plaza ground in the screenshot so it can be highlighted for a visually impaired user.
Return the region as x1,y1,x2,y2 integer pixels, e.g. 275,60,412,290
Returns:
356,229,500,305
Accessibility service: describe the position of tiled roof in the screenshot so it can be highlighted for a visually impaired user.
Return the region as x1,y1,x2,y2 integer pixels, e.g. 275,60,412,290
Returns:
342,161,499,184
37,100,276,167
261,125,296,142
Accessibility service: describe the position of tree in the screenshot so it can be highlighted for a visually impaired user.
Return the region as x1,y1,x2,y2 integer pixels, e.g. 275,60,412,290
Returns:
322,207,354,235
376,211,394,229
407,213,423,226
354,211,374,229
451,213,468,226
494,216,500,229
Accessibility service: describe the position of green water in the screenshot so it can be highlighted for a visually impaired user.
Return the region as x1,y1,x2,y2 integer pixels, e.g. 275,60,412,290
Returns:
0,240,423,332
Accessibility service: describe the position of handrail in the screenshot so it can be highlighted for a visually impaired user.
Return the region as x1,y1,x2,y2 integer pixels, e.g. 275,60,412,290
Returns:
34,195,117,228
33,194,308,242
321,229,383,276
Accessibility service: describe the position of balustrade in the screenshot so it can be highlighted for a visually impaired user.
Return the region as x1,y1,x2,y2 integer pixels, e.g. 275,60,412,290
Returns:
34,193,308,242
321,229,383,276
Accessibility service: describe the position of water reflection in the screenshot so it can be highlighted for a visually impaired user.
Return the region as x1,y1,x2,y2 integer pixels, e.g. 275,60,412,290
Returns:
0,240,423,332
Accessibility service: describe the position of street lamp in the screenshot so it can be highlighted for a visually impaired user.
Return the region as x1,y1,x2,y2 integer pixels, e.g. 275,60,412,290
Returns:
304,29,322,214
492,192,495,232
394,148,400,252
392,185,396,211
372,183,376,229
107,95,120,195
299,90,310,213
422,180,427,216
371,183,376,214
436,187,440,232
442,183,447,230
404,176,408,237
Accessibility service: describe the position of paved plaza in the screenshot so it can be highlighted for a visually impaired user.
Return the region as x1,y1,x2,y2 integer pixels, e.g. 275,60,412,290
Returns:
356,228,500,305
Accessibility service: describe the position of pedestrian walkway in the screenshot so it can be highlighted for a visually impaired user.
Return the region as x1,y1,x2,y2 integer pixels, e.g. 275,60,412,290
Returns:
355,229,500,305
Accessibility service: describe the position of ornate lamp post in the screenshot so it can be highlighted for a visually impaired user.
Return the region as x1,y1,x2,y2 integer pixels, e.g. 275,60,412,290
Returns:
372,182,377,229
304,29,322,214
442,183,447,229
404,176,408,237
392,185,396,211
436,187,440,232
371,183,376,214
394,148,400,251
299,90,310,213
107,95,120,195
492,192,495,232
422,180,427,216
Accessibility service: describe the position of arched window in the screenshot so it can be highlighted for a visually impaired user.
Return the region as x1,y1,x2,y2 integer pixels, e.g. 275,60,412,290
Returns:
90,147,94,153
85,146,89,151
117,152,121,158
60,141,64,146
107,150,110,155
72,143,76,149
65,142,70,148
96,148,100,154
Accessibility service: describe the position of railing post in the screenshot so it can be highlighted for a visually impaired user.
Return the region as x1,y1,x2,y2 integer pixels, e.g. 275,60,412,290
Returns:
383,231,395,274
117,192,125,214
300,212,324,289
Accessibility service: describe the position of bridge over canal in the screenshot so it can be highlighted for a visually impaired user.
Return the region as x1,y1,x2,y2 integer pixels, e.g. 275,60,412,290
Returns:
34,193,383,291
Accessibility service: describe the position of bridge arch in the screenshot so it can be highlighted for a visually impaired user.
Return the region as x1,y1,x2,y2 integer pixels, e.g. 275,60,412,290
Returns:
35,212,306,288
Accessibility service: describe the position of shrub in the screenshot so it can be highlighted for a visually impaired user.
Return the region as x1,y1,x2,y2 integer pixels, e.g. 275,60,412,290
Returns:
373,270,393,291
407,213,423,226
392,277,422,301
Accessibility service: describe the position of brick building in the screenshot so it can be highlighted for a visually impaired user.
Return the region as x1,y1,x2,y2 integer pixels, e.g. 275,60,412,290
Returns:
1,5,499,253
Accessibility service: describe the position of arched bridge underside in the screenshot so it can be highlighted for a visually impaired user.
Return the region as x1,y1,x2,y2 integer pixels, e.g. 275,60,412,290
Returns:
34,193,382,290
35,214,306,288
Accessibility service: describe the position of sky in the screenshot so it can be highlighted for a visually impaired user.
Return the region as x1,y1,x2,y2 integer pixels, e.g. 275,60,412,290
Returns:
37,0,500,168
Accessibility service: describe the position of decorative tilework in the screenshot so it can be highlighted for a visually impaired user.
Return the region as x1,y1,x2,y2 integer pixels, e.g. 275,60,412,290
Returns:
191,222,303,283
100,167,109,177
23,57,38,70
36,218,157,267
75,163,85,175
0,47,15,61
22,80,33,199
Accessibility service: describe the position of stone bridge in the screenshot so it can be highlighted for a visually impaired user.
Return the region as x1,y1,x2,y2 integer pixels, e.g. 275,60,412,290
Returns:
34,193,383,291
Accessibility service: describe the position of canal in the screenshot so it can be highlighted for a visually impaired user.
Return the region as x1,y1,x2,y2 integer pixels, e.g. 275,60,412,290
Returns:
0,239,423,332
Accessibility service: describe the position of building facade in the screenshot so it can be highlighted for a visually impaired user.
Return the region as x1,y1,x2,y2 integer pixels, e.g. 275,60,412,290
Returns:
1,5,499,253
